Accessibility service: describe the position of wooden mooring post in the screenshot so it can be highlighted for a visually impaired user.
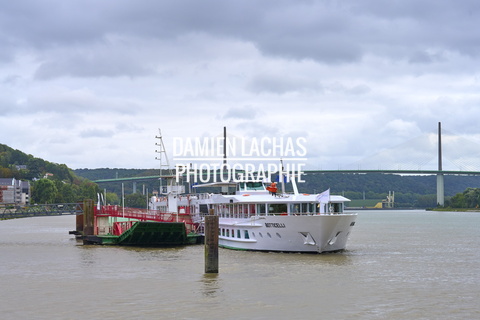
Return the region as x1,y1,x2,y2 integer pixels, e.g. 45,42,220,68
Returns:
83,199,94,245
204,209,219,273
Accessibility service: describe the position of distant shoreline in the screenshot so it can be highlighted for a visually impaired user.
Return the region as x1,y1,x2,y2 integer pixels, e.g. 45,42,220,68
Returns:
427,208,480,212
345,207,418,211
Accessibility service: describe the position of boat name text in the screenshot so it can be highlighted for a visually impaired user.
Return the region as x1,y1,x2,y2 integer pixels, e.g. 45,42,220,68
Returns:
265,223,286,228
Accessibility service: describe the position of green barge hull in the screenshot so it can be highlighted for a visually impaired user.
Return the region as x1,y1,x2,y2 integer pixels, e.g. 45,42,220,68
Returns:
83,221,202,246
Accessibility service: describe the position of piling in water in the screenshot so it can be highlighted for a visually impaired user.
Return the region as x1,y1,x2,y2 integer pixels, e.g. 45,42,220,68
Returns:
83,199,94,244
204,213,219,273
75,213,83,234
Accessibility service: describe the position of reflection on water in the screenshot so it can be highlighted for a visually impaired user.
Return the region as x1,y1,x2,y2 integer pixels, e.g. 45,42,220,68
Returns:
200,273,222,298
1,212,480,319
79,246,97,267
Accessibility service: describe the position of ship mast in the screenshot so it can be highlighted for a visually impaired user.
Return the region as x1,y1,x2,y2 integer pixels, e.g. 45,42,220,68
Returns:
155,129,172,195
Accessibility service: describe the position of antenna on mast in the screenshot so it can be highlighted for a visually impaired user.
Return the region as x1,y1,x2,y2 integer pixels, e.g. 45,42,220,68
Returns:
223,126,227,170
280,158,286,194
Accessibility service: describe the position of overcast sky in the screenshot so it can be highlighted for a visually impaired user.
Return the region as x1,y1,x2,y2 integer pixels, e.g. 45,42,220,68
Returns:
2,0,480,171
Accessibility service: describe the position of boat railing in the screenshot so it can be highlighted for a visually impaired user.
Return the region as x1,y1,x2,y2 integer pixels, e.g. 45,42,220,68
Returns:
95,205,198,232
213,211,346,218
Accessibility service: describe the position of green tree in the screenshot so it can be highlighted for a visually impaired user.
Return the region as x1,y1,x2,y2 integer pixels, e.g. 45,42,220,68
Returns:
449,193,466,208
105,192,120,205
32,179,58,204
26,157,46,179
54,181,76,203
125,193,149,209
76,181,100,201
416,194,437,207
462,188,480,208
0,167,12,178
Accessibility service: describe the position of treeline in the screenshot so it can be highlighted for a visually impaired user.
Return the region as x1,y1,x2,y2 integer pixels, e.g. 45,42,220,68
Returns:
449,188,480,209
73,168,480,208
0,144,100,204
74,168,159,181
76,169,480,197
299,172,480,197
31,178,100,204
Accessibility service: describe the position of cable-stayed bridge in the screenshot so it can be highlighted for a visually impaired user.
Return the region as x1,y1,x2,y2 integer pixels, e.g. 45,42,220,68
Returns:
337,127,480,173
94,123,480,206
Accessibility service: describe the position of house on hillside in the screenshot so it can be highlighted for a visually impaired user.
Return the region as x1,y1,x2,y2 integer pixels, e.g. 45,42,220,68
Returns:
0,178,30,206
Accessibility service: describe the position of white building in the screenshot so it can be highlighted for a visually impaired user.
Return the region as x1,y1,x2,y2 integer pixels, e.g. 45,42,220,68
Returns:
0,178,30,205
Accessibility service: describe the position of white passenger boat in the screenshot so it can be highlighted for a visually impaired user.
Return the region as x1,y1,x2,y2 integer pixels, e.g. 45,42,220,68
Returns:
150,176,357,253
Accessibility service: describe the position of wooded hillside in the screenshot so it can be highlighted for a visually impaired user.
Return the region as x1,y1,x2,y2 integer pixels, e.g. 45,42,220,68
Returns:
0,144,99,203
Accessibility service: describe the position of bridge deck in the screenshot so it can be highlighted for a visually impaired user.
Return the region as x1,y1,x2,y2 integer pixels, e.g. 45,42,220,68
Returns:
0,203,83,219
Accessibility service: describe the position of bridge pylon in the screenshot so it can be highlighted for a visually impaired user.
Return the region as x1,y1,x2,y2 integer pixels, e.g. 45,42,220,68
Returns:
437,122,445,206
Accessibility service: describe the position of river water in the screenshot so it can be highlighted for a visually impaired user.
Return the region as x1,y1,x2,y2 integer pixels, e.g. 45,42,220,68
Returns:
0,210,479,320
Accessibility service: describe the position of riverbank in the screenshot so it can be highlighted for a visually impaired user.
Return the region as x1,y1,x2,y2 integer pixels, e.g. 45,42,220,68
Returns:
427,207,480,212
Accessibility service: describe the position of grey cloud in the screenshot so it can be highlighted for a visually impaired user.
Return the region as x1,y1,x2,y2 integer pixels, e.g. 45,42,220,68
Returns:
114,122,144,133
347,84,371,95
325,82,371,95
408,50,443,64
247,74,322,94
2,75,22,86
2,0,480,68
34,43,154,80
257,35,362,64
355,0,480,58
80,128,115,138
234,121,281,139
223,107,258,120
0,2,102,51
13,88,143,117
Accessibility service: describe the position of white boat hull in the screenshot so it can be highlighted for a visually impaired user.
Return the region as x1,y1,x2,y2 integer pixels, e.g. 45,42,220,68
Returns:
217,213,357,253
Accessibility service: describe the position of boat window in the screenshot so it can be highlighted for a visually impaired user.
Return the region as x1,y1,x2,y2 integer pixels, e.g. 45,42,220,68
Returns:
157,205,168,212
199,204,209,214
245,230,250,239
237,230,241,238
269,203,287,214
276,233,281,238
222,228,225,236
267,233,272,238
226,229,229,237
231,229,234,237
291,204,300,214
245,182,264,190
238,182,246,191
331,203,342,213
257,204,266,215
302,203,308,213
